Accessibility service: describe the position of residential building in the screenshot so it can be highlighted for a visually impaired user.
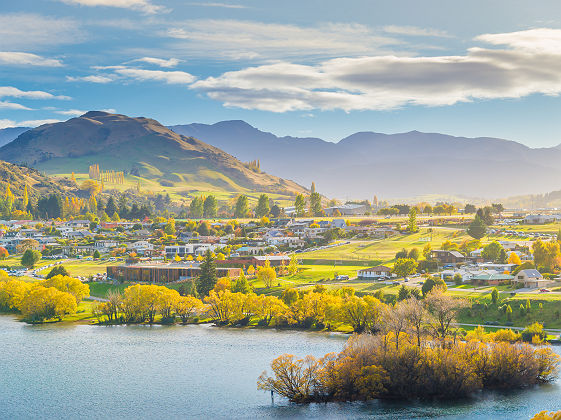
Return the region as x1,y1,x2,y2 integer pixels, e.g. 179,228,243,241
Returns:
357,265,393,280
514,269,549,288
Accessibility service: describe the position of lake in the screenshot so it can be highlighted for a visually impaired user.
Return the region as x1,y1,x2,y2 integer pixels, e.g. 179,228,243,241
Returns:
0,315,560,419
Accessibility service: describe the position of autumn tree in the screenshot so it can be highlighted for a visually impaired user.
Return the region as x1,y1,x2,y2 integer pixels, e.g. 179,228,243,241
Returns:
257,260,276,288
425,287,468,340
392,258,417,278
508,252,522,265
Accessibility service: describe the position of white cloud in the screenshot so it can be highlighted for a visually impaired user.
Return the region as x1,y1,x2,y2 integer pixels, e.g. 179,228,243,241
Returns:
0,14,83,49
164,20,400,60
130,57,181,67
383,25,451,37
190,28,561,112
0,52,63,67
60,0,165,14
0,86,70,100
114,68,196,84
55,109,87,116
188,2,247,9
66,75,114,83
0,119,61,128
0,101,32,110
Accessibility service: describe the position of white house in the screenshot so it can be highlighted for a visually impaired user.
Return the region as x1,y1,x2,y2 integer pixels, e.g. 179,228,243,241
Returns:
357,266,394,280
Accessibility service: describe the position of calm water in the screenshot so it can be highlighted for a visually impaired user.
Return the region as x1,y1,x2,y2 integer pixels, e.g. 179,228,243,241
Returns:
1,315,560,419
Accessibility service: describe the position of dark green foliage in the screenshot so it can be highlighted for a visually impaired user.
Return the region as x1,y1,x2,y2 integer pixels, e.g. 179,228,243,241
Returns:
46,265,69,279
197,250,217,296
21,249,41,269
467,214,487,239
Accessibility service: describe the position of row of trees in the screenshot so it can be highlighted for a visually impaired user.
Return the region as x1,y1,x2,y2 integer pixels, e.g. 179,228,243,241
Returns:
0,273,89,322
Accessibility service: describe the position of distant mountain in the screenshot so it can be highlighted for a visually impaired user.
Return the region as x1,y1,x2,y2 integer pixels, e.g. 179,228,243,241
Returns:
0,127,30,147
170,121,561,199
0,112,306,196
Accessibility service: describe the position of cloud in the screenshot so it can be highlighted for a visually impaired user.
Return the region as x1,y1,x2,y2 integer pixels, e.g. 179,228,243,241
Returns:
164,20,400,60
0,101,32,110
0,52,63,67
0,86,70,100
114,68,196,84
190,28,561,112
0,14,83,49
383,25,451,37
0,119,61,129
66,75,114,83
60,0,165,14
188,2,247,8
130,57,181,67
55,109,87,116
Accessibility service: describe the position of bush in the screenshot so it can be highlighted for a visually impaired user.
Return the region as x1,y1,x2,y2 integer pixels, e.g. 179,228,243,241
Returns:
522,322,547,343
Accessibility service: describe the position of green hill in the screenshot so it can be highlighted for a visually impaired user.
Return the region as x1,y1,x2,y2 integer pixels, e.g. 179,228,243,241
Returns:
0,111,307,197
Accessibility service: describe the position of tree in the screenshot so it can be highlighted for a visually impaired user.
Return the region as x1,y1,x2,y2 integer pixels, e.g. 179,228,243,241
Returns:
482,241,503,263
288,254,299,275
93,250,101,259
105,197,117,217
532,239,561,271
46,265,69,279
234,195,249,218
395,248,408,259
257,260,276,288
392,258,417,278
464,204,476,214
174,295,203,324
309,192,323,216
408,248,420,261
407,207,418,233
20,286,77,322
164,219,176,236
425,288,468,339
506,304,513,321
203,196,217,218
255,194,270,218
294,194,306,217
21,249,41,269
232,271,252,294
422,243,432,260
41,275,90,304
0,247,8,260
16,239,39,254
22,185,29,209
421,277,447,296
491,287,499,305
508,252,522,265
189,197,204,218
197,250,217,296
467,215,487,239
397,285,411,301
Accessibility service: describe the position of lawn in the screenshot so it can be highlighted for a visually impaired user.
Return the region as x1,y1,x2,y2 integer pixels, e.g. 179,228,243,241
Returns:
87,282,132,299
37,259,110,278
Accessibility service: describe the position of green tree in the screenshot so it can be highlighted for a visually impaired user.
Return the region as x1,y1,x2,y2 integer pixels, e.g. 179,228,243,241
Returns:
397,285,411,301
189,197,204,218
421,277,447,296
203,196,217,218
467,214,487,239
392,258,418,278
294,194,306,217
197,250,217,296
46,265,70,279
482,241,503,263
93,250,101,259
506,304,512,321
491,287,499,305
309,192,323,216
408,248,420,261
255,194,270,218
231,271,252,294
21,249,41,269
234,195,249,218
407,207,418,233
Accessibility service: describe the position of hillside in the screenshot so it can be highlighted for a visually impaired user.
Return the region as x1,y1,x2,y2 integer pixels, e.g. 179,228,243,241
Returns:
0,160,72,200
170,121,561,199
0,112,307,196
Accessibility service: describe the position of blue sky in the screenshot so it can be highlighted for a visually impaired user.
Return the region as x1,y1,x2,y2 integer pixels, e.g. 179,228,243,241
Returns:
2,0,561,146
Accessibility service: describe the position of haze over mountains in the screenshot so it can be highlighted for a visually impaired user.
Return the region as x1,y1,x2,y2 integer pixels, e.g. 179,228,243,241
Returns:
2,113,561,200
0,112,306,196
170,121,561,199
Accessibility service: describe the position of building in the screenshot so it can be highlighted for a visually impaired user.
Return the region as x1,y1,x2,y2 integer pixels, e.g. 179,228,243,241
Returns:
514,269,549,288
523,214,561,224
324,203,370,216
431,250,465,265
165,243,219,258
357,265,393,280
471,273,514,286
107,263,240,283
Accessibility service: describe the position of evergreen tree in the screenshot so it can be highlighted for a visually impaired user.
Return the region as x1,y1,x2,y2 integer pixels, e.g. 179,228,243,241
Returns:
231,271,252,294
467,214,487,239
203,195,217,218
255,194,270,218
407,207,418,232
189,197,204,218
197,250,217,296
105,197,117,217
294,194,306,217
309,192,323,216
234,195,249,218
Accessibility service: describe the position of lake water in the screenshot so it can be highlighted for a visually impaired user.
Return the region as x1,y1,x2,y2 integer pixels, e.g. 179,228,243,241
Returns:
1,315,560,419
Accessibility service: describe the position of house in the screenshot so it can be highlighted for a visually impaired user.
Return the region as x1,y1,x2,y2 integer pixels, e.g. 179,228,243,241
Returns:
471,273,514,286
357,265,393,280
514,269,549,288
431,250,465,265
523,214,561,224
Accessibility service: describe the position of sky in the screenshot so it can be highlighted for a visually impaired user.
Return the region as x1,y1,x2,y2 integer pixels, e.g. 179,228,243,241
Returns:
2,0,561,146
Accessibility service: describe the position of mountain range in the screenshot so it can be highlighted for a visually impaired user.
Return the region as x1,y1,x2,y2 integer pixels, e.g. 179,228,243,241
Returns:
0,112,306,197
170,121,561,199
2,114,561,201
